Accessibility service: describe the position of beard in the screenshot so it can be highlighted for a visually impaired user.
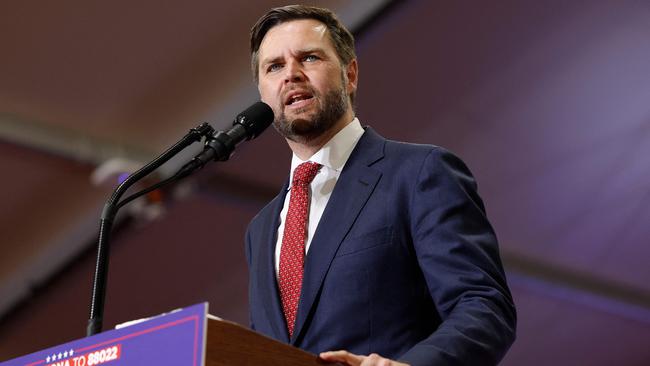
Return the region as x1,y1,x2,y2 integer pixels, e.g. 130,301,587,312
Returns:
273,79,349,144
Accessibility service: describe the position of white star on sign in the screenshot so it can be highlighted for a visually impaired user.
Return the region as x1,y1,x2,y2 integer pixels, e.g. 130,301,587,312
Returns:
46,356,51,363
58,352,63,359
69,349,74,356
63,351,68,358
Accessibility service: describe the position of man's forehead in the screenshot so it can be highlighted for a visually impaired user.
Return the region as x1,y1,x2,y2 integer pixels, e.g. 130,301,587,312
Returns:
265,19,328,40
258,19,332,58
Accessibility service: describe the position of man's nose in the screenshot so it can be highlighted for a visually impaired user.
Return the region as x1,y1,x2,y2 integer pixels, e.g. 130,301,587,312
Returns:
284,60,305,83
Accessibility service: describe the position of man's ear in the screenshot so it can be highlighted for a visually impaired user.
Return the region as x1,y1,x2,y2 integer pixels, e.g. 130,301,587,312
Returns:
346,59,358,94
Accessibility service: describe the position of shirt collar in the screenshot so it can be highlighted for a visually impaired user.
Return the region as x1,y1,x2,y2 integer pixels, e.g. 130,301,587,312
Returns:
288,117,364,185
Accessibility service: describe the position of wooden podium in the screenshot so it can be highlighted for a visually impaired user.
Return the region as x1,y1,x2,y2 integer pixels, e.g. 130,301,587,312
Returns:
205,312,326,365
1,303,326,366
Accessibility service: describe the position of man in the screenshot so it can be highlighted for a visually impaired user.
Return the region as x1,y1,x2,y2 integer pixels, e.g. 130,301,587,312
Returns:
245,5,516,365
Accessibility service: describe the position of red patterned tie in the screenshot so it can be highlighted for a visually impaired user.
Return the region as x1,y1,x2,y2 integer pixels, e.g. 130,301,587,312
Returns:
279,161,321,338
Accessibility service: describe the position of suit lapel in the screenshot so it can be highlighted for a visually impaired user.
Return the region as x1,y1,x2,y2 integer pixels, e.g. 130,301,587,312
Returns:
291,128,385,344
257,181,290,342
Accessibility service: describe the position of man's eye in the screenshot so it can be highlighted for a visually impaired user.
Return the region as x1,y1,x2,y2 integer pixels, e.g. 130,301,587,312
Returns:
267,64,282,72
303,55,319,62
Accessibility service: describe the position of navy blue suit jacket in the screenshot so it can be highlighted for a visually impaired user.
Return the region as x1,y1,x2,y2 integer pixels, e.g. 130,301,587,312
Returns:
245,127,516,365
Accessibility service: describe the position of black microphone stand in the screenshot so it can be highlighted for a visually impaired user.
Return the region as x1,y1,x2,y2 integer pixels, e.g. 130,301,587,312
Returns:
86,122,214,336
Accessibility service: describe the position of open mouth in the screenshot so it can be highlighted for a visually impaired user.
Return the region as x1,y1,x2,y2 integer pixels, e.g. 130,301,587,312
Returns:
285,93,314,106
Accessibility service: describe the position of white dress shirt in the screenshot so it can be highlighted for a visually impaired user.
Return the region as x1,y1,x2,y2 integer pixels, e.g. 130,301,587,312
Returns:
274,118,365,275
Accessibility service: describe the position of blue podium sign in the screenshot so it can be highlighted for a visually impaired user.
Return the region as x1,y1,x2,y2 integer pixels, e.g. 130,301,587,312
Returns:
2,303,208,366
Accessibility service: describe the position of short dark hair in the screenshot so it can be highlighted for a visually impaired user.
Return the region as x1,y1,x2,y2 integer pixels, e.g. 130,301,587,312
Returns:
250,5,356,83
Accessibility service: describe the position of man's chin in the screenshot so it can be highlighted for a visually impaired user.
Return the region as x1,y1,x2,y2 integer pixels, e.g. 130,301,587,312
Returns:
283,105,316,120
282,110,319,132
274,117,325,143
288,119,321,139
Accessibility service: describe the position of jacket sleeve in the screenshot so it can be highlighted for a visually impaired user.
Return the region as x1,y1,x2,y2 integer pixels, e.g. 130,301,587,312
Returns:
398,148,516,366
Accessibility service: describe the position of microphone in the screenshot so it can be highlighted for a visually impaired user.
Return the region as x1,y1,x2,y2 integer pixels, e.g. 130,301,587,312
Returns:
180,101,274,173
87,102,273,336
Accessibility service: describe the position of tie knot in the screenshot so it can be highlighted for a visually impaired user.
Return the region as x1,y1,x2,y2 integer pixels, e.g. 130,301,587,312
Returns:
292,162,321,186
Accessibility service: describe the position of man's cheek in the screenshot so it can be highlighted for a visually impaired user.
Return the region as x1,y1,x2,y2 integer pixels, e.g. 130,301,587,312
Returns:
260,88,280,107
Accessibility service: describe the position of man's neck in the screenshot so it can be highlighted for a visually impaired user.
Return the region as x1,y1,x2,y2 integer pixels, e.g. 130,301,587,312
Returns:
287,112,355,161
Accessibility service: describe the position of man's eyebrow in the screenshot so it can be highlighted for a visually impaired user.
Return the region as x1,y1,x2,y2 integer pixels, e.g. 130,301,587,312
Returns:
261,48,328,66
260,55,283,67
297,47,327,56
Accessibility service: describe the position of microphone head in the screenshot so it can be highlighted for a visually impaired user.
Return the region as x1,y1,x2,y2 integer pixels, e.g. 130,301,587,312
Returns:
234,101,274,140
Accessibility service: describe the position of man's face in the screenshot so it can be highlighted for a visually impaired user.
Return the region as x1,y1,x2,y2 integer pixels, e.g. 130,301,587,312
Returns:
256,19,357,143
